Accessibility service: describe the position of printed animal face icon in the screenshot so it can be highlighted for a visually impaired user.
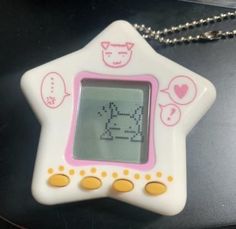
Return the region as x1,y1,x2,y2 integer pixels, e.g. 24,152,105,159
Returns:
101,41,134,68
100,102,144,142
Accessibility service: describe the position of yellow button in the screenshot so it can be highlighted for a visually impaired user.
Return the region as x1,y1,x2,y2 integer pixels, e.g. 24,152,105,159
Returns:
145,182,167,196
112,179,134,192
48,174,70,187
80,176,102,190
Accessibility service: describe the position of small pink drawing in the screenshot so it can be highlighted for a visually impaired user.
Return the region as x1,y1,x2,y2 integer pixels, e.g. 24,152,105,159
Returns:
46,96,56,105
161,75,197,105
40,72,70,109
101,41,134,68
160,103,181,127
174,84,188,99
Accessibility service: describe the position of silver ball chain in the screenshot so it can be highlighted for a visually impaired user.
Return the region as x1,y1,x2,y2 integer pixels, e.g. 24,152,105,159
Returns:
134,11,236,45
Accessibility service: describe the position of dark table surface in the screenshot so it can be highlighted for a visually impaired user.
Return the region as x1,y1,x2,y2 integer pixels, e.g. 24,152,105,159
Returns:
1,0,236,228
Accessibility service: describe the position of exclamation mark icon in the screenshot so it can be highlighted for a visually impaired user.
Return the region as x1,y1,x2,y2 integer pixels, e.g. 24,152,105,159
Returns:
167,108,176,121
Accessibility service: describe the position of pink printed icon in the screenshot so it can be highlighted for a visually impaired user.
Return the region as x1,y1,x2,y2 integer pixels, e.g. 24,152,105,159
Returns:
160,104,181,126
101,41,134,68
161,76,197,105
40,72,70,109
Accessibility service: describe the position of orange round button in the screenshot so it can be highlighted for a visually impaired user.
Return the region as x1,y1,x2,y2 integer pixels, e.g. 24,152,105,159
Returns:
80,176,102,190
145,182,167,196
48,174,70,187
112,179,134,192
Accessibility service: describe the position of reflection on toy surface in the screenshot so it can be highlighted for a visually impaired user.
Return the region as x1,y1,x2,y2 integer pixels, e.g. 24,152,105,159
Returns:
99,102,144,142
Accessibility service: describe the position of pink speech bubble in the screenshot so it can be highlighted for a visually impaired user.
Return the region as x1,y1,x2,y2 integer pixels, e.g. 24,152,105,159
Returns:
160,103,181,127
40,72,70,109
161,76,197,105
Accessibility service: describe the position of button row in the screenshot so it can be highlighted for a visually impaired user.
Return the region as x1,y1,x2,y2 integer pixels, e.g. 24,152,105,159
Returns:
48,174,167,196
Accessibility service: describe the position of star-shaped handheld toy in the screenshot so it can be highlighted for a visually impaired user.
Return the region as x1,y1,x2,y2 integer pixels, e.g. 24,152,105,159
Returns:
21,21,216,215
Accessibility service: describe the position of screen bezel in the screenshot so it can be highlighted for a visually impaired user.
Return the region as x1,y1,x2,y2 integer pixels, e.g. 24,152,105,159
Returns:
65,71,158,170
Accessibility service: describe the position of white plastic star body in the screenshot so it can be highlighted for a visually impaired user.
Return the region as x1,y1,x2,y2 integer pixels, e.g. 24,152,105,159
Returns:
21,21,216,215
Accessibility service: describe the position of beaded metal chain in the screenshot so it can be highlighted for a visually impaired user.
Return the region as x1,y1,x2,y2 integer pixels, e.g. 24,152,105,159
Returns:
134,11,236,45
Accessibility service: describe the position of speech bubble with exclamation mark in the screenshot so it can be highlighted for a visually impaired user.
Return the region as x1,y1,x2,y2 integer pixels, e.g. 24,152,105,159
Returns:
159,104,181,126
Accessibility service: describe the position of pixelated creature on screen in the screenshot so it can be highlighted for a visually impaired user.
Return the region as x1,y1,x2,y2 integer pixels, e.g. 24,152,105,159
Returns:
98,102,144,142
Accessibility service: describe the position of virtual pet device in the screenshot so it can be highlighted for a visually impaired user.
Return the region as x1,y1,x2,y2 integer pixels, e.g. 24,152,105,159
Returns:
21,21,216,215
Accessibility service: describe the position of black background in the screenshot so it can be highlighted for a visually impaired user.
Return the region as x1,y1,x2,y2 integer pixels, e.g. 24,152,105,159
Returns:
1,0,236,228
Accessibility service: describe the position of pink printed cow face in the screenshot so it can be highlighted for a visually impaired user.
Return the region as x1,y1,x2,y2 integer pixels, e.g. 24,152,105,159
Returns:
101,41,134,68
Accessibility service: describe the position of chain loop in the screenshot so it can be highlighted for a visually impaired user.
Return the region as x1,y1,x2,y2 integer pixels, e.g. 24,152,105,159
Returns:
133,11,236,45
199,31,223,41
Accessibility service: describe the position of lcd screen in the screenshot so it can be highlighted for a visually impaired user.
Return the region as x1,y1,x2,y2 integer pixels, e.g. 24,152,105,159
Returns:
73,79,150,163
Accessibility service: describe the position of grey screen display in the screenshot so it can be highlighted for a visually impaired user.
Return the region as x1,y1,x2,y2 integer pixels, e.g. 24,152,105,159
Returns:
73,79,150,164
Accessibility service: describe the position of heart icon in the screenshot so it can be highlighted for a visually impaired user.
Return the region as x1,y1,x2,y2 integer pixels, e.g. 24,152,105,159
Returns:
174,84,188,99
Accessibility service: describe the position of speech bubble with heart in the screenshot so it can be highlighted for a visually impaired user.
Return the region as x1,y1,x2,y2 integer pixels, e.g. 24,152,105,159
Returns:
161,76,197,105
